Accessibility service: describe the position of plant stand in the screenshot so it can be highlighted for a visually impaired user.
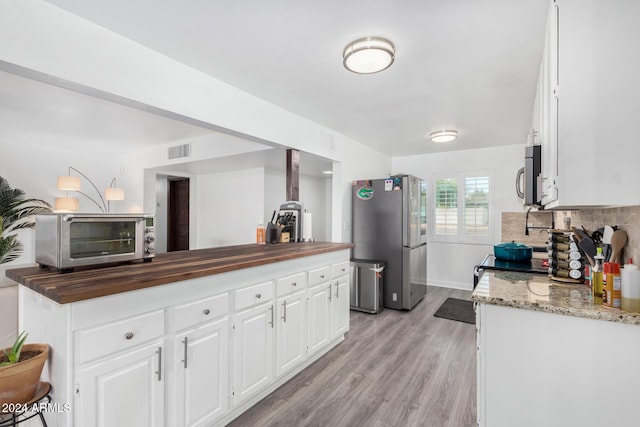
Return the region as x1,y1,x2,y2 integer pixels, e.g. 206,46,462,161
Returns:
0,382,51,427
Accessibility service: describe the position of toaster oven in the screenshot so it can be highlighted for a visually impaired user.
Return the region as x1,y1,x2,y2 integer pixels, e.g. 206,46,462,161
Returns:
35,213,155,272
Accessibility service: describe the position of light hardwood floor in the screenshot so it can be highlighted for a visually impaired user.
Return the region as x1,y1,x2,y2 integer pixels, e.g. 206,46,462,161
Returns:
228,286,476,427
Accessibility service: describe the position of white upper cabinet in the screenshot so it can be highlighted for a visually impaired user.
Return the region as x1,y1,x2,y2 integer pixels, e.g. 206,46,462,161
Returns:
537,0,640,208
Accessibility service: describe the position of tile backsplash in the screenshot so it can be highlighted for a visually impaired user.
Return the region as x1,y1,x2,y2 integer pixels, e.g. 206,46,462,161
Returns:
502,206,640,264
501,211,555,248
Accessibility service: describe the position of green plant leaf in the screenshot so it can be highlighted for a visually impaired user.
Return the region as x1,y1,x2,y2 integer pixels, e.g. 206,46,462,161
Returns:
10,331,28,363
0,235,22,264
0,176,51,264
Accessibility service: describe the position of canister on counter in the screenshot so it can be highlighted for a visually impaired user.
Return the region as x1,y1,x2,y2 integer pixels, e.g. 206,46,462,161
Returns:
621,260,640,312
603,262,621,308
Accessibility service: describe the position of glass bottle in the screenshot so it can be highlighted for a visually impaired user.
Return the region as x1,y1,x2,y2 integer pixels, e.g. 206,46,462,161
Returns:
592,247,605,301
256,221,266,244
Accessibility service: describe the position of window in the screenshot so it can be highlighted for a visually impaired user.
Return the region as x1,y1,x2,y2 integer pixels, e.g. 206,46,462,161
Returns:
432,173,491,243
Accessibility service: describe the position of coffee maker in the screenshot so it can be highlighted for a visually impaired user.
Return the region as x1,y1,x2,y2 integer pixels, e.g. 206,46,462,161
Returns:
278,201,303,242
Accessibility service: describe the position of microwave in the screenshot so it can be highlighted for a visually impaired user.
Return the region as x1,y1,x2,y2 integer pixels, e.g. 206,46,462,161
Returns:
35,213,155,272
516,145,542,206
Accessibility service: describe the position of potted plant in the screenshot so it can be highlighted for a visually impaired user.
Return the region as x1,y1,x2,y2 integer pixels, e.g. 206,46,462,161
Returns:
0,331,49,406
0,175,51,264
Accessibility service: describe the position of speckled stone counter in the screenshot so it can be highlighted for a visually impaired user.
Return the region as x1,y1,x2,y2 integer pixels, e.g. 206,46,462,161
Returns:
472,270,640,325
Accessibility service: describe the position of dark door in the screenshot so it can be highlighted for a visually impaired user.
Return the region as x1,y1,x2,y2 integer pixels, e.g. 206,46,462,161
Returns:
168,178,189,252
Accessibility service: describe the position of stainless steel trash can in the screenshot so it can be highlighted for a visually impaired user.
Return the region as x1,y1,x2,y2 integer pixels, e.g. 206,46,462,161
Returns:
350,259,385,314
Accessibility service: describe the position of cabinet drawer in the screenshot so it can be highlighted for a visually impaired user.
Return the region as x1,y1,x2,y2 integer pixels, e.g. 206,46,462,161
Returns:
76,310,164,364
234,281,274,311
276,272,306,296
332,261,350,278
173,292,229,331
308,266,331,286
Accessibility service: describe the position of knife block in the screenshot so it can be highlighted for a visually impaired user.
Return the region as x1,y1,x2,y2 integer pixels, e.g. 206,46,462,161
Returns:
266,223,282,244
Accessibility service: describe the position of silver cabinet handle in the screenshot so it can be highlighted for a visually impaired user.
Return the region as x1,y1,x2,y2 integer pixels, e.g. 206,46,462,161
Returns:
292,282,297,287
124,332,134,340
328,285,332,302
335,281,339,298
269,305,274,328
203,309,210,315
156,347,162,381
256,293,262,299
320,274,325,279
182,337,188,369
281,300,287,322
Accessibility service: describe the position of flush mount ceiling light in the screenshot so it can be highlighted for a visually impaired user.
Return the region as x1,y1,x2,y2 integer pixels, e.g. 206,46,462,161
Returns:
429,130,458,143
343,37,395,74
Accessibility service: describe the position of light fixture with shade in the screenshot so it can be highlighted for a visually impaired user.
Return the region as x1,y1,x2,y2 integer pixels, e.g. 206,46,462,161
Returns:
55,167,125,213
343,37,395,74
429,130,458,143
105,178,125,212
53,197,79,212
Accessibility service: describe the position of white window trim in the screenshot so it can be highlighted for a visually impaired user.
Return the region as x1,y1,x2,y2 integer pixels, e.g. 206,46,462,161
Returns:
430,170,493,245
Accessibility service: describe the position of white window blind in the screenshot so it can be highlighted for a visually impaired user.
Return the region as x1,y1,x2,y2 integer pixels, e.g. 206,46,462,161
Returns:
464,176,490,237
435,178,458,236
431,172,492,243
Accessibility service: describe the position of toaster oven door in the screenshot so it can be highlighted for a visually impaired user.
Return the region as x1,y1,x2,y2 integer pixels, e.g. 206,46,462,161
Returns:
62,217,145,267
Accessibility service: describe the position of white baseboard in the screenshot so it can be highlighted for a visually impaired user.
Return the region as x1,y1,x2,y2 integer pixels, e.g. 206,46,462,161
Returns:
428,281,473,292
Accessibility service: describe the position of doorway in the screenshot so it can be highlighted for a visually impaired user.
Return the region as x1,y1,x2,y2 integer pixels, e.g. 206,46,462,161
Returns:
168,177,190,251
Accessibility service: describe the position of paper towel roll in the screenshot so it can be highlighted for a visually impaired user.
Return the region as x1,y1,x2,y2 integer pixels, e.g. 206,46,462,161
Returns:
302,212,313,241
621,263,640,312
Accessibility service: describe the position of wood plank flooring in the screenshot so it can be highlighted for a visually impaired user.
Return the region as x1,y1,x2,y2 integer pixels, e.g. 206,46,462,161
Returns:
228,286,476,427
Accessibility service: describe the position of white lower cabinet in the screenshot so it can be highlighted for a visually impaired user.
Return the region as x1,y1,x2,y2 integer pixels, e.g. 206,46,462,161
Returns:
75,339,165,427
275,289,307,377
23,249,350,427
307,273,332,356
174,317,229,427
232,301,275,406
330,276,350,339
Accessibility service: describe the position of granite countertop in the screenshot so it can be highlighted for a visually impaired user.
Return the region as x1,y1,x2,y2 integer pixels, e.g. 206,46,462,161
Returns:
6,242,353,304
472,270,640,325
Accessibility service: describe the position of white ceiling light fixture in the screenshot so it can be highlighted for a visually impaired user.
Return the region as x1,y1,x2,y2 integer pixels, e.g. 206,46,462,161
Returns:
429,130,458,143
343,37,395,74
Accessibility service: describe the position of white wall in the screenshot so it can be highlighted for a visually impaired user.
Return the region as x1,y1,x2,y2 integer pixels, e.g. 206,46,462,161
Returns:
263,170,332,242
0,140,135,347
195,168,265,248
393,144,526,290
0,140,135,272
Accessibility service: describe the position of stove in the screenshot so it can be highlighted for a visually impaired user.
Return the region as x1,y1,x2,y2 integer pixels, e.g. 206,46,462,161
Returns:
473,254,548,287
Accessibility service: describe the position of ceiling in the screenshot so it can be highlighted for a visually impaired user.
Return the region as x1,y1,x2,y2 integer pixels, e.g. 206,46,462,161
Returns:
7,1,549,158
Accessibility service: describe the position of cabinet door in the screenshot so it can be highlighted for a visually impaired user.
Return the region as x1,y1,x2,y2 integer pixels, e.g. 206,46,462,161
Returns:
307,283,331,355
233,302,274,405
331,277,350,339
276,289,307,377
76,340,164,427
175,317,229,427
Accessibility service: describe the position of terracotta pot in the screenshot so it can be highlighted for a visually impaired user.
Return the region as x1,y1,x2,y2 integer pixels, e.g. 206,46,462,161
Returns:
0,343,49,406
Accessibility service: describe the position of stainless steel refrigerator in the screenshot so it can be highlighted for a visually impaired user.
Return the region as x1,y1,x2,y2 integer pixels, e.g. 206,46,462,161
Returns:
351,175,427,310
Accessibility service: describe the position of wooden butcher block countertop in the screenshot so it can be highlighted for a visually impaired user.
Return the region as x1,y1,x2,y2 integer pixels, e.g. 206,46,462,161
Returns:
6,242,353,304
